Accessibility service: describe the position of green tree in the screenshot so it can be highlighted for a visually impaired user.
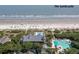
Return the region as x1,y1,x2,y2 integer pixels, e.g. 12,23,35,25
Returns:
54,29,60,33
0,42,15,53
0,31,4,37
22,42,33,49
64,48,78,54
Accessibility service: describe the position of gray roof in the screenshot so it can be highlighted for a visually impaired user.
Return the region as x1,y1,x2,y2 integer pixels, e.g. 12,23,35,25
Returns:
21,34,44,42
0,36,11,44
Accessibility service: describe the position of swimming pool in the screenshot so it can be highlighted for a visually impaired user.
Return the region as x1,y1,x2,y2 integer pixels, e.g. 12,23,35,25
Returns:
52,39,71,49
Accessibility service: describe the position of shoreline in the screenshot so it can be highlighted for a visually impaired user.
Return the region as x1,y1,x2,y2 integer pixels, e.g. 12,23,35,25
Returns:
0,19,79,24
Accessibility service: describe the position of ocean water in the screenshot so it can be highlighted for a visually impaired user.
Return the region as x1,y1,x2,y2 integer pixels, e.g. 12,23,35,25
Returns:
0,5,79,19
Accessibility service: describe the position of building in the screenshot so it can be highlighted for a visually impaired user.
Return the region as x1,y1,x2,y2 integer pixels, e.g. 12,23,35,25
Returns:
20,32,45,42
0,36,11,44
34,32,44,36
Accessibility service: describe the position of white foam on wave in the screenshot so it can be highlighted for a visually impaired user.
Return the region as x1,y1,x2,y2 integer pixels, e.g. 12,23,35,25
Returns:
0,15,79,18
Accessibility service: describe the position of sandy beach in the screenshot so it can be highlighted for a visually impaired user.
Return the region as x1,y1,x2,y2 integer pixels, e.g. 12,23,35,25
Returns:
0,18,79,29
0,18,79,24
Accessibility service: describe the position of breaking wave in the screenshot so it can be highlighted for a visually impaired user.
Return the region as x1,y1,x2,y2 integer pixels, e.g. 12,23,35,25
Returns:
0,15,79,19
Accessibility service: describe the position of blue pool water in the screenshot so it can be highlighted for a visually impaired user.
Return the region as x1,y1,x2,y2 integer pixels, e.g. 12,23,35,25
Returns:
54,39,71,49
